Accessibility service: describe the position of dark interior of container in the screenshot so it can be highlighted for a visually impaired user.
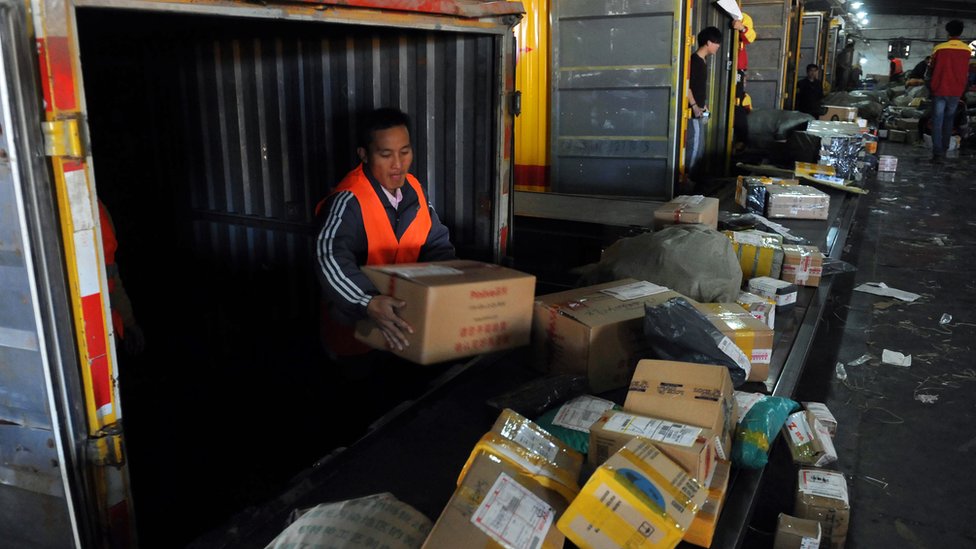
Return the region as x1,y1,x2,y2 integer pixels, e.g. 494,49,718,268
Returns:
75,8,502,547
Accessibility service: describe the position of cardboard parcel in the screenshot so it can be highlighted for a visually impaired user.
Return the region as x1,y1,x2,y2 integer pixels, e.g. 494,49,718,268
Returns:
684,459,732,548
781,244,824,287
589,409,717,484
653,194,719,231
624,360,738,461
425,409,584,549
532,280,687,392
557,437,707,549
795,468,850,549
356,260,535,364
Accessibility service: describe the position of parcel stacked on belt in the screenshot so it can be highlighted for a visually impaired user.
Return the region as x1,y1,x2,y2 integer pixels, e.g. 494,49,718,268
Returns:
423,409,583,549
725,229,785,279
653,195,719,230
781,245,825,287
694,302,774,382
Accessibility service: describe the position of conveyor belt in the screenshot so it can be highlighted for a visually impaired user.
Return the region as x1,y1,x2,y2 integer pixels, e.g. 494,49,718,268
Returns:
193,186,859,549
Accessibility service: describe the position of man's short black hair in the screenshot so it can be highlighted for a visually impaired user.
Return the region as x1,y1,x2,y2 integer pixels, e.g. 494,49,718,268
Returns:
359,108,412,149
807,64,820,72
947,20,964,37
697,26,723,48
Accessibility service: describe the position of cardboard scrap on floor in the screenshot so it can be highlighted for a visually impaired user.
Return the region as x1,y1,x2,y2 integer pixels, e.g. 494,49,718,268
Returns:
853,282,920,302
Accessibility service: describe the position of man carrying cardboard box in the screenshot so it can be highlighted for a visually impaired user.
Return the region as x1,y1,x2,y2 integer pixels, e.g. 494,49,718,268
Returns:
315,108,456,356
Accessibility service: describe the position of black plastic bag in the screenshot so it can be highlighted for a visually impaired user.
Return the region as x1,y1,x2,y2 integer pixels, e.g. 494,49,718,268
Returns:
642,297,749,387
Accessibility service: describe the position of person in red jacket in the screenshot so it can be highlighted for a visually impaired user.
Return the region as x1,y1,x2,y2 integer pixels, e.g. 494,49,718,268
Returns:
98,200,145,355
888,55,905,83
929,20,971,162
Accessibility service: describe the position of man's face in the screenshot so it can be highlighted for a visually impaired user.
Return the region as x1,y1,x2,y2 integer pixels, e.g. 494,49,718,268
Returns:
808,68,820,80
361,125,413,191
707,40,721,55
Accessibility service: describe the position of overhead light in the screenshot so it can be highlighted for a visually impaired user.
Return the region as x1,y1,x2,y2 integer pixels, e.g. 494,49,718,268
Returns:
862,18,869,24
857,11,867,18
851,2,863,8
860,57,868,65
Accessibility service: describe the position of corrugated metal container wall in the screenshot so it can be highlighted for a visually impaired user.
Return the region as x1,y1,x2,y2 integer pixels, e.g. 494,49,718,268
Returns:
82,11,502,324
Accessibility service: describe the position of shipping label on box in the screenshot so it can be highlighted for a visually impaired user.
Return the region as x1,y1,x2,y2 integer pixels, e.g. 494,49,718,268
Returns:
557,437,707,549
423,453,570,549
795,468,850,547
532,279,686,392
766,184,830,220
624,360,738,460
654,195,720,230
695,302,775,383
589,409,716,484
356,260,536,364
726,230,785,279
735,176,798,212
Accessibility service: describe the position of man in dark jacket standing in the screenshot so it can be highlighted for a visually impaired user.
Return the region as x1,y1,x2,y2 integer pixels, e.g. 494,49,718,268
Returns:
929,20,971,162
315,108,455,356
796,64,824,117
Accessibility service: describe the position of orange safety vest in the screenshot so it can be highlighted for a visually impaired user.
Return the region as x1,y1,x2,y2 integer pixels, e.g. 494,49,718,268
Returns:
98,201,126,339
319,164,432,355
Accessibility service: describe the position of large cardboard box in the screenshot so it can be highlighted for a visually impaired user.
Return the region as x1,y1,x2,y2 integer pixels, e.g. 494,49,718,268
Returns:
773,513,822,549
654,195,720,230
624,360,738,460
589,409,716,484
355,260,536,364
795,468,850,549
423,452,571,549
765,185,830,220
532,280,686,392
725,229,785,279
694,303,775,383
459,408,584,499
781,245,824,287
557,437,707,549
819,105,857,122
683,459,732,548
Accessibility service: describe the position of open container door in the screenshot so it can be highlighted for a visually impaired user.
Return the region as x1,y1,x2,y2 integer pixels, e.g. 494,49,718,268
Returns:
517,0,688,227
742,0,792,109
63,1,522,545
1,0,128,546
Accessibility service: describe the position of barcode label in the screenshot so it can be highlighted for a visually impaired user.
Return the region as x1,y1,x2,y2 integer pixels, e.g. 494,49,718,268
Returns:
552,396,616,433
511,424,559,462
798,469,849,503
600,281,670,301
472,473,554,549
604,413,702,447
718,336,752,378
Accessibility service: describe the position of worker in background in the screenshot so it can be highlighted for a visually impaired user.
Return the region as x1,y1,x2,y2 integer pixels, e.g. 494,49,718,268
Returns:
731,7,754,156
99,200,145,356
909,55,932,80
889,54,905,84
796,64,824,118
733,71,752,154
315,107,455,357
683,26,724,192
735,10,756,74
834,40,855,92
849,62,863,91
928,20,971,162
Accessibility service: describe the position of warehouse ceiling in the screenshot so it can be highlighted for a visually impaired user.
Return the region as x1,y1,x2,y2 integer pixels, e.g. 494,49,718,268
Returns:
805,0,976,19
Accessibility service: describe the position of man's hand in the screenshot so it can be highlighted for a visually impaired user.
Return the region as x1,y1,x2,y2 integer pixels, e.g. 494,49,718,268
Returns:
366,295,414,351
732,19,746,32
691,104,704,118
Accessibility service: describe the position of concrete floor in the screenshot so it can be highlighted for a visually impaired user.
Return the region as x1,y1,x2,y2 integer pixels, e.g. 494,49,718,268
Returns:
747,140,976,547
